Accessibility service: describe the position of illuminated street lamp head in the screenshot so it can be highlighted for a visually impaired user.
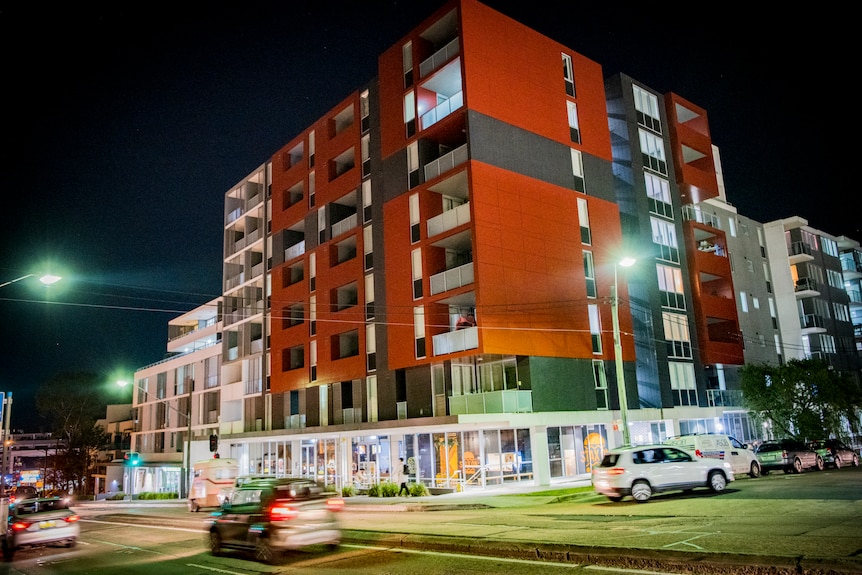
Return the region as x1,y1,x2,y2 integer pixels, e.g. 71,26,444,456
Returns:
39,274,62,285
619,257,636,268
117,380,129,388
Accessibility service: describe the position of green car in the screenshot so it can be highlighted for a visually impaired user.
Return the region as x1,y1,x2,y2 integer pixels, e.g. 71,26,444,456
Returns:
808,439,860,469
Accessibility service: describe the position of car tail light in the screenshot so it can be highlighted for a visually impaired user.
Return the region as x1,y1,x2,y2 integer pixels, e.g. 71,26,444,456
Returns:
64,515,80,523
695,449,703,457
268,504,299,521
10,520,32,531
607,467,626,476
326,497,345,512
781,450,788,458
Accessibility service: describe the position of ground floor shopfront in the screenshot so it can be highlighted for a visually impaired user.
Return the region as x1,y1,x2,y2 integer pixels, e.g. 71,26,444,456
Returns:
113,408,760,497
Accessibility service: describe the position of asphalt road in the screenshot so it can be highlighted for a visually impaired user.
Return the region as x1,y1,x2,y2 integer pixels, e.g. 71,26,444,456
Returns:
73,466,862,575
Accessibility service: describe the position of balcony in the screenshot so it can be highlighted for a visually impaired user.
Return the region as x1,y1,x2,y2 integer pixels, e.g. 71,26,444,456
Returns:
421,90,463,131
331,213,358,238
430,261,474,295
448,390,532,415
432,325,478,355
419,37,460,78
427,202,470,238
794,277,820,298
285,241,306,262
424,143,468,182
682,205,722,229
705,389,744,407
800,313,827,334
788,241,814,264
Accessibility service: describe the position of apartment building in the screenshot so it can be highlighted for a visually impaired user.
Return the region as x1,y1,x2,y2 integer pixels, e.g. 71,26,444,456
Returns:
208,0,760,492
127,0,859,495
763,218,858,372
128,298,222,496
837,236,862,354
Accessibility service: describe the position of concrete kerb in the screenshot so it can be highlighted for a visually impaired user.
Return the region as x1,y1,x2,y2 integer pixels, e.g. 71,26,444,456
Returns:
340,531,845,575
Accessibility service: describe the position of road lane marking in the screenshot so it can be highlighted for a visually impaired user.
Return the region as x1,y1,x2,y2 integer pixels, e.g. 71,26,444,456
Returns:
340,543,582,568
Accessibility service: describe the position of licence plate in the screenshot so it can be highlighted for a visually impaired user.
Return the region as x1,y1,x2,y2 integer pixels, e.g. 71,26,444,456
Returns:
38,520,56,529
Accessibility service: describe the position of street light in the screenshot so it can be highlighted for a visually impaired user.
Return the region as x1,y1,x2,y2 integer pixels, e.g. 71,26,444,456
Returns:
612,257,635,446
117,379,193,499
0,273,62,289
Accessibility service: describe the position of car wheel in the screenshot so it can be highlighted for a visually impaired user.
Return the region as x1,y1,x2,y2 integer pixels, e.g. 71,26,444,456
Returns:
749,461,761,478
631,480,652,503
188,499,199,513
852,454,859,467
708,471,727,492
834,456,842,469
793,458,803,473
254,535,278,564
209,531,224,557
815,457,824,471
65,538,77,548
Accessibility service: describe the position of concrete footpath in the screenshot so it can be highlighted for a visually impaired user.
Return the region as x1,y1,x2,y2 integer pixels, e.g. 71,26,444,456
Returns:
74,482,862,575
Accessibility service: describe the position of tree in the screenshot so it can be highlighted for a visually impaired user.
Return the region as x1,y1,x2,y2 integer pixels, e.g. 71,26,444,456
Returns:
36,372,111,495
740,359,862,441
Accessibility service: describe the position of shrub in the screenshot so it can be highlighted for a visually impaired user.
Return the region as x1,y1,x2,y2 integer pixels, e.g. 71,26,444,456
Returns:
106,492,127,500
367,483,381,497
408,482,429,497
341,485,355,497
367,481,400,497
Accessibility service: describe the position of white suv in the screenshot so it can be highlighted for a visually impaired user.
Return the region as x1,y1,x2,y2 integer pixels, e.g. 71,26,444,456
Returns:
592,444,734,503
664,434,761,478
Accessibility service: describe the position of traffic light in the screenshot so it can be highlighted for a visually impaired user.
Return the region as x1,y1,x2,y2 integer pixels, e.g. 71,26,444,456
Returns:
209,434,218,452
124,452,140,466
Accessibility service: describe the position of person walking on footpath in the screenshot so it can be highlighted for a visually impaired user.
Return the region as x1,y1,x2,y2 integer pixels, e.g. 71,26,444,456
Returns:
397,457,410,496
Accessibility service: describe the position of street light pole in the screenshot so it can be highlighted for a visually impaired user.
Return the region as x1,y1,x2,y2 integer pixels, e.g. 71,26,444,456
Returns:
612,257,635,446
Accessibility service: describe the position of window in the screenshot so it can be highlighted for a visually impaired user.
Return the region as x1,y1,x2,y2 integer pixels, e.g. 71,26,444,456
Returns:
404,90,416,138
644,173,672,218
333,330,360,360
739,291,749,313
360,90,370,133
633,85,661,133
407,142,420,188
308,171,316,208
308,131,315,168
566,101,580,144
651,217,679,262
593,360,608,409
583,251,596,298
411,248,423,299
309,295,317,336
656,264,685,309
668,361,697,406
403,41,413,88
414,306,426,358
561,53,575,97
577,197,591,244
663,312,692,359
309,340,317,381
409,193,420,243
588,304,602,354
365,273,375,320
362,179,372,222
363,224,373,270
638,129,668,175
366,324,377,371
286,345,304,371
361,135,371,177
571,149,585,192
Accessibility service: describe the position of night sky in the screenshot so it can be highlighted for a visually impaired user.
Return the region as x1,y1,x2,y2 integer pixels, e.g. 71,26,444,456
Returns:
1,2,842,431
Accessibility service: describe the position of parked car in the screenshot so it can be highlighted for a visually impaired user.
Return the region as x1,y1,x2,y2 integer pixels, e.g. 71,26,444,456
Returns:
664,433,761,478
591,444,734,503
208,477,344,563
808,439,860,469
755,439,823,474
2,497,80,561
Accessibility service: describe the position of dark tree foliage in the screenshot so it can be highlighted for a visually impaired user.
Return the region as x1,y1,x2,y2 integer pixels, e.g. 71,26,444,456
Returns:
740,359,862,441
35,372,111,495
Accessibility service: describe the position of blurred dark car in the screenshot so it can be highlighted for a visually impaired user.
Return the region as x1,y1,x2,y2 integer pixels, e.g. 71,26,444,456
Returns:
755,439,823,474
808,439,860,469
207,477,344,564
3,497,80,561
8,485,38,503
